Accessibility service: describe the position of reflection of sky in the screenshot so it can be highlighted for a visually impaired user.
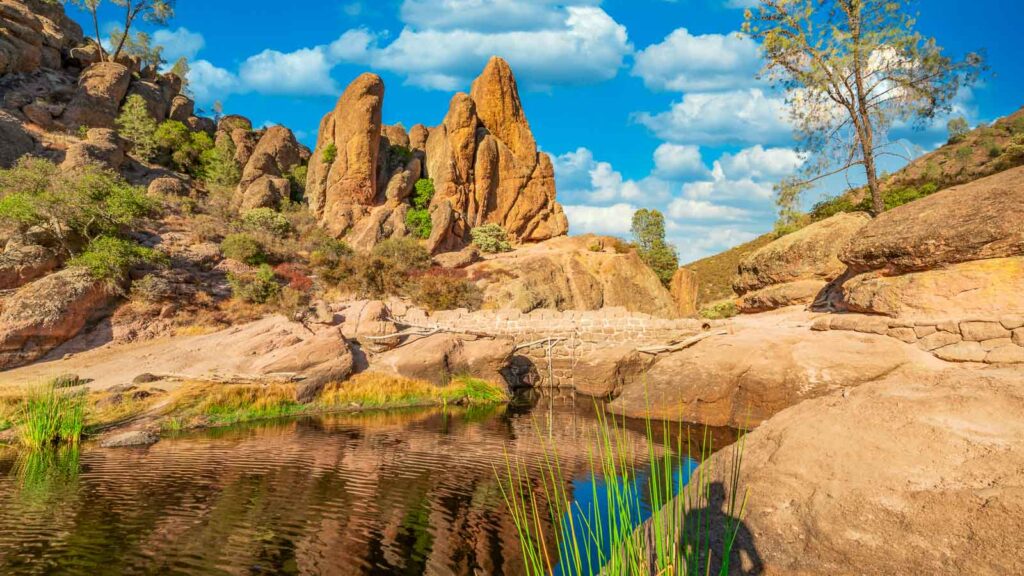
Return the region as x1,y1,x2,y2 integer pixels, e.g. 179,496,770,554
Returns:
553,457,700,576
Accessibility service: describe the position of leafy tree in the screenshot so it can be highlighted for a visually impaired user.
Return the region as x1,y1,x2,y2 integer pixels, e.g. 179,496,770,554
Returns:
630,209,678,286
116,94,158,161
200,136,241,186
170,57,190,90
109,28,163,67
63,0,174,63
744,0,984,216
947,116,970,144
405,178,435,239
470,224,512,253
155,120,214,177
69,235,166,286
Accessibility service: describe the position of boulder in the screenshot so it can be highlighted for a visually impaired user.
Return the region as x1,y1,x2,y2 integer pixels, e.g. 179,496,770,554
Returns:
62,62,132,129
147,176,191,197
464,235,677,317
339,300,401,352
733,212,870,301
237,176,290,211
187,115,216,135
371,334,514,387
307,73,385,236
433,246,481,269
61,127,125,171
841,166,1024,274
669,268,699,317
344,202,410,252
840,257,1024,321
239,125,303,188
218,114,252,133
125,80,167,122
572,346,655,399
227,127,260,169
693,368,1024,575
168,94,194,123
606,326,932,428
0,243,58,290
0,267,111,370
737,280,827,314
0,0,83,75
0,110,35,168
100,430,159,448
21,101,56,129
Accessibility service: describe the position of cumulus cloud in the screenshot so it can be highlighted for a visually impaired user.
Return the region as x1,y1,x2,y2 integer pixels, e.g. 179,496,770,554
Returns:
563,203,637,236
632,28,762,92
238,47,339,96
716,145,805,180
653,143,709,180
553,147,671,204
667,198,750,221
672,227,759,264
188,60,240,104
635,89,793,145
153,27,205,62
400,0,601,33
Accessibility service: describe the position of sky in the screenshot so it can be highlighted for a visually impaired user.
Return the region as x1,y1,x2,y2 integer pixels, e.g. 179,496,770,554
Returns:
66,0,1024,263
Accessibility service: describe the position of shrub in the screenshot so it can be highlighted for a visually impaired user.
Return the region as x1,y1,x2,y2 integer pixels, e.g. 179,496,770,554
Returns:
241,207,292,236
341,238,432,297
412,178,435,209
373,237,431,270
0,158,157,254
321,143,337,164
955,146,973,162
405,208,432,239
69,236,167,286
155,120,214,177
470,224,512,253
200,136,240,186
130,273,176,303
987,144,1003,158
309,236,354,271
220,233,267,265
946,116,969,144
273,262,313,291
810,195,859,220
116,94,158,161
700,301,738,320
286,164,308,202
227,264,280,304
411,268,484,311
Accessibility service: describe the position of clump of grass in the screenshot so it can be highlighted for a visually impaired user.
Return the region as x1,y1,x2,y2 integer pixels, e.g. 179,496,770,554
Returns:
318,373,508,409
499,409,748,576
18,382,87,449
169,382,303,427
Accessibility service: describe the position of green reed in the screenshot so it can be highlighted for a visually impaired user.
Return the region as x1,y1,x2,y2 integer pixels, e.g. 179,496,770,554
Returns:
18,381,88,449
498,407,747,576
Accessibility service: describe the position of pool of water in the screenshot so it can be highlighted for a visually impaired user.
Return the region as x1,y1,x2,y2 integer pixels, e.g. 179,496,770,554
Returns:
0,398,734,575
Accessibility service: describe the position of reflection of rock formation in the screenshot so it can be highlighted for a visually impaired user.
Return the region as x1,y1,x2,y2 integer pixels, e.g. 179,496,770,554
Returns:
0,404,725,574
307,57,568,252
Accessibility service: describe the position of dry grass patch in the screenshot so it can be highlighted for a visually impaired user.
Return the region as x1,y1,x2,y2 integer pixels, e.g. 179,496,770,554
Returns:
318,373,508,409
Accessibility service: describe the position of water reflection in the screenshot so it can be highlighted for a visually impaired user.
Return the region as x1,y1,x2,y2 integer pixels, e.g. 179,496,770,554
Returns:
0,398,735,575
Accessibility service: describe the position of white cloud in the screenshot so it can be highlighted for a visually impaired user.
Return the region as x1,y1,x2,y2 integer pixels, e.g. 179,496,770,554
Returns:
563,203,637,236
553,147,670,204
672,227,759,264
653,143,709,180
635,89,792,145
238,47,339,96
188,60,239,105
667,198,750,221
632,28,762,92
723,0,759,8
681,168,775,202
400,0,600,32
153,27,205,62
716,145,805,180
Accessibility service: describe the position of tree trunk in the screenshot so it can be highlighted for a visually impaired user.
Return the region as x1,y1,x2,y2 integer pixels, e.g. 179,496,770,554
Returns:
90,9,105,62
862,140,883,216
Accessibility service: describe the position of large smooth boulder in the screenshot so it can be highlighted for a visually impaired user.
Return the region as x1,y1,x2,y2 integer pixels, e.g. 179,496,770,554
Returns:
62,62,132,129
125,80,168,122
694,368,1024,575
0,110,35,168
0,267,111,369
61,127,125,172
307,73,385,236
572,346,655,399
168,94,194,123
0,0,83,75
464,235,678,317
738,280,827,314
607,326,933,428
239,125,303,188
841,166,1024,274
371,334,514,387
733,212,870,312
218,114,252,133
840,256,1024,320
339,300,401,352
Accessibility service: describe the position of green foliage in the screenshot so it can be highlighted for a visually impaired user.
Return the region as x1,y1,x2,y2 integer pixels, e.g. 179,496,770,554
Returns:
810,195,859,220
412,178,435,209
109,28,163,67
308,236,354,272
170,57,190,90
630,209,678,286
155,120,214,177
220,233,267,265
0,157,156,254
321,143,338,165
116,94,158,161
955,146,973,162
405,208,432,239
241,208,292,237
227,264,281,304
17,382,87,449
700,301,739,320
411,269,484,311
947,116,970,144
199,136,240,186
470,224,512,253
811,182,939,221
286,164,308,202
69,236,167,285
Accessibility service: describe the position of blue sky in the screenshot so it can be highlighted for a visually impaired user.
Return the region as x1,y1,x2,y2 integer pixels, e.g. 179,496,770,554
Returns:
67,0,1024,262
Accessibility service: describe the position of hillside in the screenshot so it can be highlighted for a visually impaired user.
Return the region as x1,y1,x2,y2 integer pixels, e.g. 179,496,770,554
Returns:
687,106,1024,307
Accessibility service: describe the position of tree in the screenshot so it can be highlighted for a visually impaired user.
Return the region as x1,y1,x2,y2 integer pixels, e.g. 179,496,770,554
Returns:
109,29,164,68
744,0,984,216
170,57,191,92
65,0,175,63
116,94,159,162
947,116,970,144
630,209,679,286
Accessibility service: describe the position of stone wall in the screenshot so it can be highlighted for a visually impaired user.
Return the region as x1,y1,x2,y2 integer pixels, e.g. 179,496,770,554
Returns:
392,306,707,388
813,313,1024,365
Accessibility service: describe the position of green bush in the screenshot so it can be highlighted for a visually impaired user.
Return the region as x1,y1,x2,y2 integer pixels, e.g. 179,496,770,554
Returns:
241,208,292,236
116,94,158,161
220,233,267,265
631,209,679,286
700,301,739,320
155,120,214,177
946,116,969,145
412,178,434,209
200,136,240,186
405,208,432,239
286,164,308,202
321,143,337,165
373,237,431,270
411,269,483,311
309,236,354,270
0,158,157,254
810,195,860,220
69,236,167,286
470,224,512,253
227,264,280,304
955,146,973,162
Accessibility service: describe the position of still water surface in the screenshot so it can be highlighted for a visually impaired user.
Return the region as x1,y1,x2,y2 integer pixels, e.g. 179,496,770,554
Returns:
0,399,731,575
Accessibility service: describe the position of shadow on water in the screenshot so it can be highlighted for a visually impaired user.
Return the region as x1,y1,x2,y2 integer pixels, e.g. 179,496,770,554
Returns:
0,395,750,575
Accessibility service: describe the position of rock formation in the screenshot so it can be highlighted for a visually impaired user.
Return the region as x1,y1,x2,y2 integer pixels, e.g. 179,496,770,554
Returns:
234,125,305,210
307,58,567,252
733,212,870,313
669,268,699,317
0,110,35,168
0,0,83,75
61,62,132,129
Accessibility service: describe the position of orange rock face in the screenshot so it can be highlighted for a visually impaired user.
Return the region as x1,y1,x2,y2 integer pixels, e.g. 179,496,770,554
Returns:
307,58,567,251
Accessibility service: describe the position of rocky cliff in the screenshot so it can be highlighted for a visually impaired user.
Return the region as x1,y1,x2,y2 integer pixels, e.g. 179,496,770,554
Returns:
307,57,568,252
